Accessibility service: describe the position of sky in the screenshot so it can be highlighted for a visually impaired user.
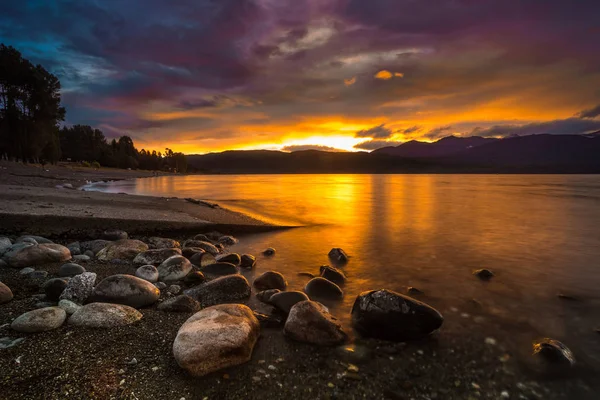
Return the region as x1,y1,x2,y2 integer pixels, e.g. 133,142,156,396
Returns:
1,0,600,154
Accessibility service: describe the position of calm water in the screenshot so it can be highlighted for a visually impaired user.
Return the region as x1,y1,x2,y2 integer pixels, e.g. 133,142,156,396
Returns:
90,174,600,376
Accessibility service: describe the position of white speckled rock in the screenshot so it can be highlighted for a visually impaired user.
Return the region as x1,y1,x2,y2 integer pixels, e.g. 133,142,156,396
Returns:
69,302,142,328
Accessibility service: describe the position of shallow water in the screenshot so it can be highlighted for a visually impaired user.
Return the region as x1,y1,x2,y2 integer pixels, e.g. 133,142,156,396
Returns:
90,174,600,377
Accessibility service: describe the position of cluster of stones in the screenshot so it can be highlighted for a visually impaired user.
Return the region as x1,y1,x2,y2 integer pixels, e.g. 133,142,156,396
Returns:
0,231,576,378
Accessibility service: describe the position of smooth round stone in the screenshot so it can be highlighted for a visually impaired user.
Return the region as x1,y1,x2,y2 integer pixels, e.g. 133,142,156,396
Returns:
154,282,167,290
270,291,310,314
11,307,66,333
43,278,69,301
304,277,344,300
90,274,160,308
58,299,81,315
182,240,219,256
193,234,211,242
240,254,256,269
200,262,239,276
185,275,251,307
328,248,348,264
215,253,241,265
133,248,182,265
533,338,575,366
182,247,205,258
473,269,494,280
189,252,216,267
135,265,159,283
69,302,142,328
319,265,346,285
253,271,287,291
0,282,13,304
59,263,86,277
72,254,91,262
5,243,71,268
284,300,347,346
158,256,192,282
83,250,95,258
218,235,238,246
184,271,206,285
263,247,276,256
67,242,81,256
256,289,281,303
158,295,201,313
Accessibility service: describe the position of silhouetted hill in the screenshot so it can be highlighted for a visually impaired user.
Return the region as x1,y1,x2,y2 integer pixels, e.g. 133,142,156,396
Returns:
373,135,497,157
187,134,600,174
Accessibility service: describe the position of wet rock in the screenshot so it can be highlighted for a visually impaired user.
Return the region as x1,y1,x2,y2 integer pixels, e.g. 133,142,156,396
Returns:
284,300,347,345
0,282,13,304
147,237,181,249
182,240,219,256
351,289,444,341
102,229,128,241
58,263,85,277
304,277,344,300
135,265,159,283
328,248,348,264
193,234,211,242
298,272,315,278
154,282,167,290
407,287,424,295
557,293,580,301
263,247,276,256
67,242,81,256
215,253,241,265
0,337,25,349
89,274,160,308
173,304,260,377
19,267,35,275
254,311,284,327
218,235,238,246
473,269,494,280
43,278,69,301
200,262,239,276
11,307,66,333
215,243,224,252
0,237,12,254
533,338,575,366
256,289,281,303
270,291,310,314
254,271,287,291
59,272,97,304
167,285,182,295
96,239,148,261
4,243,71,268
69,303,142,328
35,301,57,309
189,252,216,267
72,255,91,262
58,299,81,315
80,239,110,255
319,265,346,285
133,248,182,265
185,275,251,307
17,235,53,244
184,271,206,286
240,254,256,269
182,247,205,258
158,256,192,282
158,295,201,312
0,259,6,268
83,250,94,258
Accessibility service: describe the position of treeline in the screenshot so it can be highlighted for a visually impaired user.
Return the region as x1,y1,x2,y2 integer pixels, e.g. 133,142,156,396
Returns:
0,44,187,172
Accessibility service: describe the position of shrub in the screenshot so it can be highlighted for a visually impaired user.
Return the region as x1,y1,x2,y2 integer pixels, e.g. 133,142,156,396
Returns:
81,161,91,168
91,161,101,169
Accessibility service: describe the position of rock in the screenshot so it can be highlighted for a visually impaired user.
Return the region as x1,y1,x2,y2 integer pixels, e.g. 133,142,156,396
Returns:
215,253,241,265
173,304,260,377
533,338,575,366
473,269,494,280
200,262,239,276
185,275,251,307
96,239,148,261
72,255,91,262
193,234,211,242
4,243,71,268
35,301,57,308
218,235,238,246
182,240,219,256
154,282,167,290
43,278,69,301
328,248,348,264
256,289,281,303
69,303,142,328
298,272,315,278
19,267,35,275
0,337,25,349
254,271,287,291
83,250,94,258
67,242,81,256
167,285,182,295
158,295,201,312
205,231,224,241
102,229,128,241
407,287,424,295
90,274,160,308
351,289,444,341
148,237,181,249
0,237,12,254
80,239,110,255
270,291,310,314
253,311,284,327
189,252,216,267
0,282,13,304
59,272,97,304
184,271,206,285
240,254,256,269
25,270,49,287
133,248,182,265
0,259,6,268
135,265,159,283
304,277,344,300
263,247,276,256
17,235,53,244
158,256,192,282
11,307,66,333
319,265,346,285
284,301,347,345
58,299,81,315
182,247,205,258
58,263,86,277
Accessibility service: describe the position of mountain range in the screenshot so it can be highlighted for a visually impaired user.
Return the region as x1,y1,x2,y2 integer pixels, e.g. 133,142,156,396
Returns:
187,134,600,174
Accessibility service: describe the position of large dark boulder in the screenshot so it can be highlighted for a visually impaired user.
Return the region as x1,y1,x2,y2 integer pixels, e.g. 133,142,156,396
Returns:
189,251,216,267
4,243,71,268
215,253,241,265
351,289,443,341
240,254,256,269
328,248,348,264
304,277,343,300
283,300,347,346
185,275,251,307
319,265,346,285
270,291,310,314
58,263,86,277
43,278,69,301
253,271,287,291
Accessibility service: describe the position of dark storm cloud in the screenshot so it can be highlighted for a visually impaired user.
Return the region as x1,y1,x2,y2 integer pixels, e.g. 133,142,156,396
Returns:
469,118,600,138
281,144,347,152
424,126,453,140
354,140,403,150
355,124,393,138
577,104,600,119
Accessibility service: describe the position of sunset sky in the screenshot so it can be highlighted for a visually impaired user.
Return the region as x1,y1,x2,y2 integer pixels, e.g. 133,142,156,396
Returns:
2,0,600,153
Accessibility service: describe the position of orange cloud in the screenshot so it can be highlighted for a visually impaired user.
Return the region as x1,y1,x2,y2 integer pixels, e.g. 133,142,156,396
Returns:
374,70,404,80
344,76,357,86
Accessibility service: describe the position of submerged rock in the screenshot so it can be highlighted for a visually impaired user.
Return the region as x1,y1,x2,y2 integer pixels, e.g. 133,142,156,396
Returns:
533,338,575,366
0,282,13,304
11,307,66,333
135,265,159,283
133,248,182,265
5,243,71,268
284,301,347,346
96,239,148,261
69,303,142,328
147,237,181,249
473,269,495,280
59,272,97,304
215,253,241,265
158,256,192,282
328,248,348,264
185,275,251,307
90,274,160,308
158,295,201,313
254,271,287,291
407,286,424,295
240,254,256,269
173,304,260,377
270,291,310,314
351,289,444,341
319,265,346,285
58,263,85,277
200,262,239,276
189,251,216,267
304,277,344,300
256,289,281,304
43,278,68,301
263,247,276,256
218,235,238,246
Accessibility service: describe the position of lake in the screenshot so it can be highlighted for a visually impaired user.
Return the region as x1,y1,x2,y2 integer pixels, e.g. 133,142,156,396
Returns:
89,174,600,379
